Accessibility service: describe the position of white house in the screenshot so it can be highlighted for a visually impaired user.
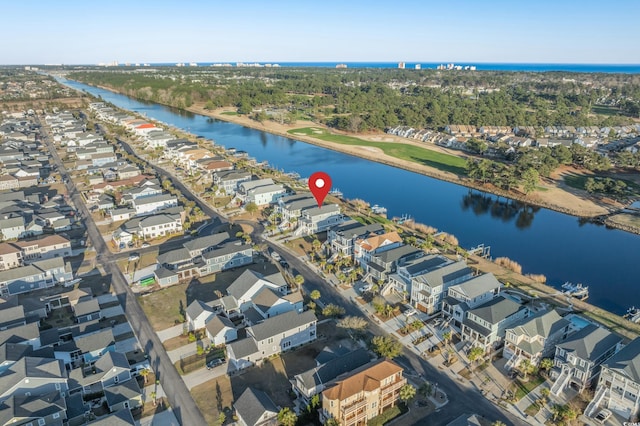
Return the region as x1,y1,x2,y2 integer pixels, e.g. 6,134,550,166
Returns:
205,315,238,346
297,204,343,235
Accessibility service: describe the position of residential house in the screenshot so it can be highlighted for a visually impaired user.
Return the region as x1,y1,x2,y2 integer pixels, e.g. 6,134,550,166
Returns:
227,310,317,370
321,359,406,426
275,194,317,224
0,357,68,403
116,165,140,180
297,204,344,236
205,315,238,346
110,208,135,223
363,244,423,285
97,194,115,211
122,211,183,240
503,310,572,370
238,179,287,206
0,322,41,348
73,299,101,324
442,274,503,331
0,391,67,425
0,306,27,331
182,232,229,258
199,241,253,275
0,176,19,191
354,231,403,267
0,216,26,240
91,152,118,167
104,379,143,413
67,351,132,395
291,348,372,411
327,221,384,258
0,257,73,296
73,328,116,365
461,295,529,352
234,387,279,426
131,193,178,216
226,270,288,314
590,337,640,420
213,170,252,195
0,244,22,270
550,324,622,396
12,235,72,262
185,300,216,331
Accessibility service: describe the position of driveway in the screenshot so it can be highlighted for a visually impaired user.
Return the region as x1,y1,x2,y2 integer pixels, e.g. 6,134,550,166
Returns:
182,362,230,390
157,324,184,343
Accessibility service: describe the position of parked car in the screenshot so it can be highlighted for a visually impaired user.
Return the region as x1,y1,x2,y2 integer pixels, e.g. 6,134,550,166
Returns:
128,253,140,262
594,409,612,424
206,358,225,370
359,284,372,293
279,259,289,269
405,308,417,317
141,242,151,248
271,251,281,261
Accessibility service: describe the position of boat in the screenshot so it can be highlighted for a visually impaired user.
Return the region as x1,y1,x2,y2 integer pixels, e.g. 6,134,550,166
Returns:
624,307,640,323
371,204,388,216
561,282,589,300
329,188,343,198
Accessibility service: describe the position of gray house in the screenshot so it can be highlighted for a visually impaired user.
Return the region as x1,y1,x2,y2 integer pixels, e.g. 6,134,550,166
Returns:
327,221,385,258
228,310,317,370
73,299,101,324
235,387,279,426
200,241,253,275
0,357,68,403
0,391,67,425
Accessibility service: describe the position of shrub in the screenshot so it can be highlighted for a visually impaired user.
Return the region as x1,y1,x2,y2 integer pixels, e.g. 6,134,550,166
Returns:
495,257,523,274
526,274,547,283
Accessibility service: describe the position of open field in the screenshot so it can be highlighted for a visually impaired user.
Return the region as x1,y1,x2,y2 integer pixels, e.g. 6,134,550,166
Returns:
191,376,234,426
288,127,468,175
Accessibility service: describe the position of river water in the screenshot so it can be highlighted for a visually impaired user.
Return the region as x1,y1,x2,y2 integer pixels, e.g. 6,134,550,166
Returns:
63,79,640,315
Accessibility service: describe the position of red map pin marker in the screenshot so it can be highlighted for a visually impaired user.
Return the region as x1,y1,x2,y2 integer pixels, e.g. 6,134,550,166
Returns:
308,171,332,208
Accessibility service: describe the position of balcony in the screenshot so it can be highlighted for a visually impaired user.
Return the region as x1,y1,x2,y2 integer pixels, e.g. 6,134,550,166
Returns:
341,398,367,415
343,408,368,426
381,379,406,396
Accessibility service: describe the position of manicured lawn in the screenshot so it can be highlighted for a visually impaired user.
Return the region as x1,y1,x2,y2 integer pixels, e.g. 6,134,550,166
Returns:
221,111,238,115
368,404,406,426
514,375,546,401
564,173,640,195
191,376,234,426
525,401,541,416
592,104,622,116
288,127,468,175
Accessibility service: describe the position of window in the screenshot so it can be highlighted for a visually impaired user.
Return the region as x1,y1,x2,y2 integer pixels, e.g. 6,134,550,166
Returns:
372,401,377,409
55,383,61,390
38,419,45,426
53,413,60,419
124,401,129,409
25,392,31,396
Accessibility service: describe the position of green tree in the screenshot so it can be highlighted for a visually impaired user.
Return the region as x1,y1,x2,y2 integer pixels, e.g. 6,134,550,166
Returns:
336,316,368,332
539,358,553,374
244,202,258,216
419,382,433,397
310,290,321,301
371,335,402,359
277,408,297,426
324,418,340,426
521,168,539,194
468,347,485,365
399,384,417,404
519,358,535,380
294,274,305,290
150,391,157,406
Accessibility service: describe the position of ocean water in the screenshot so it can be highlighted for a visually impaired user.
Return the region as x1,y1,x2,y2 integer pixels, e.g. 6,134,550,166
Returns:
149,62,640,73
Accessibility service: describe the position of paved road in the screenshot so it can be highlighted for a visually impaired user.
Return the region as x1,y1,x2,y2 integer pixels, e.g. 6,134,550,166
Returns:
261,236,524,426
39,121,207,426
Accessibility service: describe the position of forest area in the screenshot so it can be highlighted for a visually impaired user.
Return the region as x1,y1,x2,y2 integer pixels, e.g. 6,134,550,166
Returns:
69,67,640,133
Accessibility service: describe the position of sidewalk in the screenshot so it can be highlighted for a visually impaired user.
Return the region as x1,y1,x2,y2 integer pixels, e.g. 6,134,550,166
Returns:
166,339,210,363
156,324,184,343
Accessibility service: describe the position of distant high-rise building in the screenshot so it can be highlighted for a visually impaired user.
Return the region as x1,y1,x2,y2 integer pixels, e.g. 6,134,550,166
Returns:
415,64,421,70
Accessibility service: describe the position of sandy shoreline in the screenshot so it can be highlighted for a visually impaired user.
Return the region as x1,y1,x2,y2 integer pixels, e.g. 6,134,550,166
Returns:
186,103,615,219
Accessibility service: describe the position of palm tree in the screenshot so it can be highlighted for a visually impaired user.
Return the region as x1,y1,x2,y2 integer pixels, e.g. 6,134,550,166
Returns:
326,264,335,275
139,368,149,384
310,290,321,301
399,384,416,405
520,359,534,380
349,269,358,285
442,331,452,347
539,358,553,375
294,274,304,290
150,391,157,406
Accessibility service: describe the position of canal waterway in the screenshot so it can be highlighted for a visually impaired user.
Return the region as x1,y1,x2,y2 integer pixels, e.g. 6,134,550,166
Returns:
63,79,640,315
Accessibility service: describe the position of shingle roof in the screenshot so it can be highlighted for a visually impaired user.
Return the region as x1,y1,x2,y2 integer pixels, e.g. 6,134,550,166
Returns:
557,324,622,362
201,241,251,259
133,193,176,206
205,315,235,337
507,310,570,340
182,232,229,253
0,322,39,346
402,255,450,275
449,273,501,299
602,337,640,383
414,260,472,289
0,391,66,424
278,194,317,211
74,298,100,317
252,287,282,313
296,348,371,392
227,270,265,301
157,247,191,265
323,359,403,401
332,221,384,238
357,231,402,252
104,379,141,407
89,407,136,425
248,310,316,342
228,337,259,359
466,295,524,325
234,387,278,426
0,357,65,396
374,244,422,265
186,299,215,321
74,329,115,353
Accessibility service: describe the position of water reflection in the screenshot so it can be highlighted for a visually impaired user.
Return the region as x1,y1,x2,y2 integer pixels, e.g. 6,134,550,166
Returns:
461,191,537,229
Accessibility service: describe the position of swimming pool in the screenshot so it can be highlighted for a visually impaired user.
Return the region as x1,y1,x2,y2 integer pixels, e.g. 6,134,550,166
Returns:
565,314,592,331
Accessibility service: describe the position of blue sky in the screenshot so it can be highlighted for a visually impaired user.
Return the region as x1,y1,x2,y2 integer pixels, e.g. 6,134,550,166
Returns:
3,0,639,64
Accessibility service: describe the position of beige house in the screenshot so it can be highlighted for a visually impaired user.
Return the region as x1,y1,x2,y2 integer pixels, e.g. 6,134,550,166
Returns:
0,243,22,270
321,359,406,426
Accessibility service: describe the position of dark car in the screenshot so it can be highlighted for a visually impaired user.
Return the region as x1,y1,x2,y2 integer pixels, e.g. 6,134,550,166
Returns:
279,259,289,268
206,358,225,370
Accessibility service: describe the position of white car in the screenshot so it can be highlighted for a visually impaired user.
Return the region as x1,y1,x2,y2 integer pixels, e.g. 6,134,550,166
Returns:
359,284,372,293
405,308,417,317
594,409,612,424
271,252,281,261
128,253,140,262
